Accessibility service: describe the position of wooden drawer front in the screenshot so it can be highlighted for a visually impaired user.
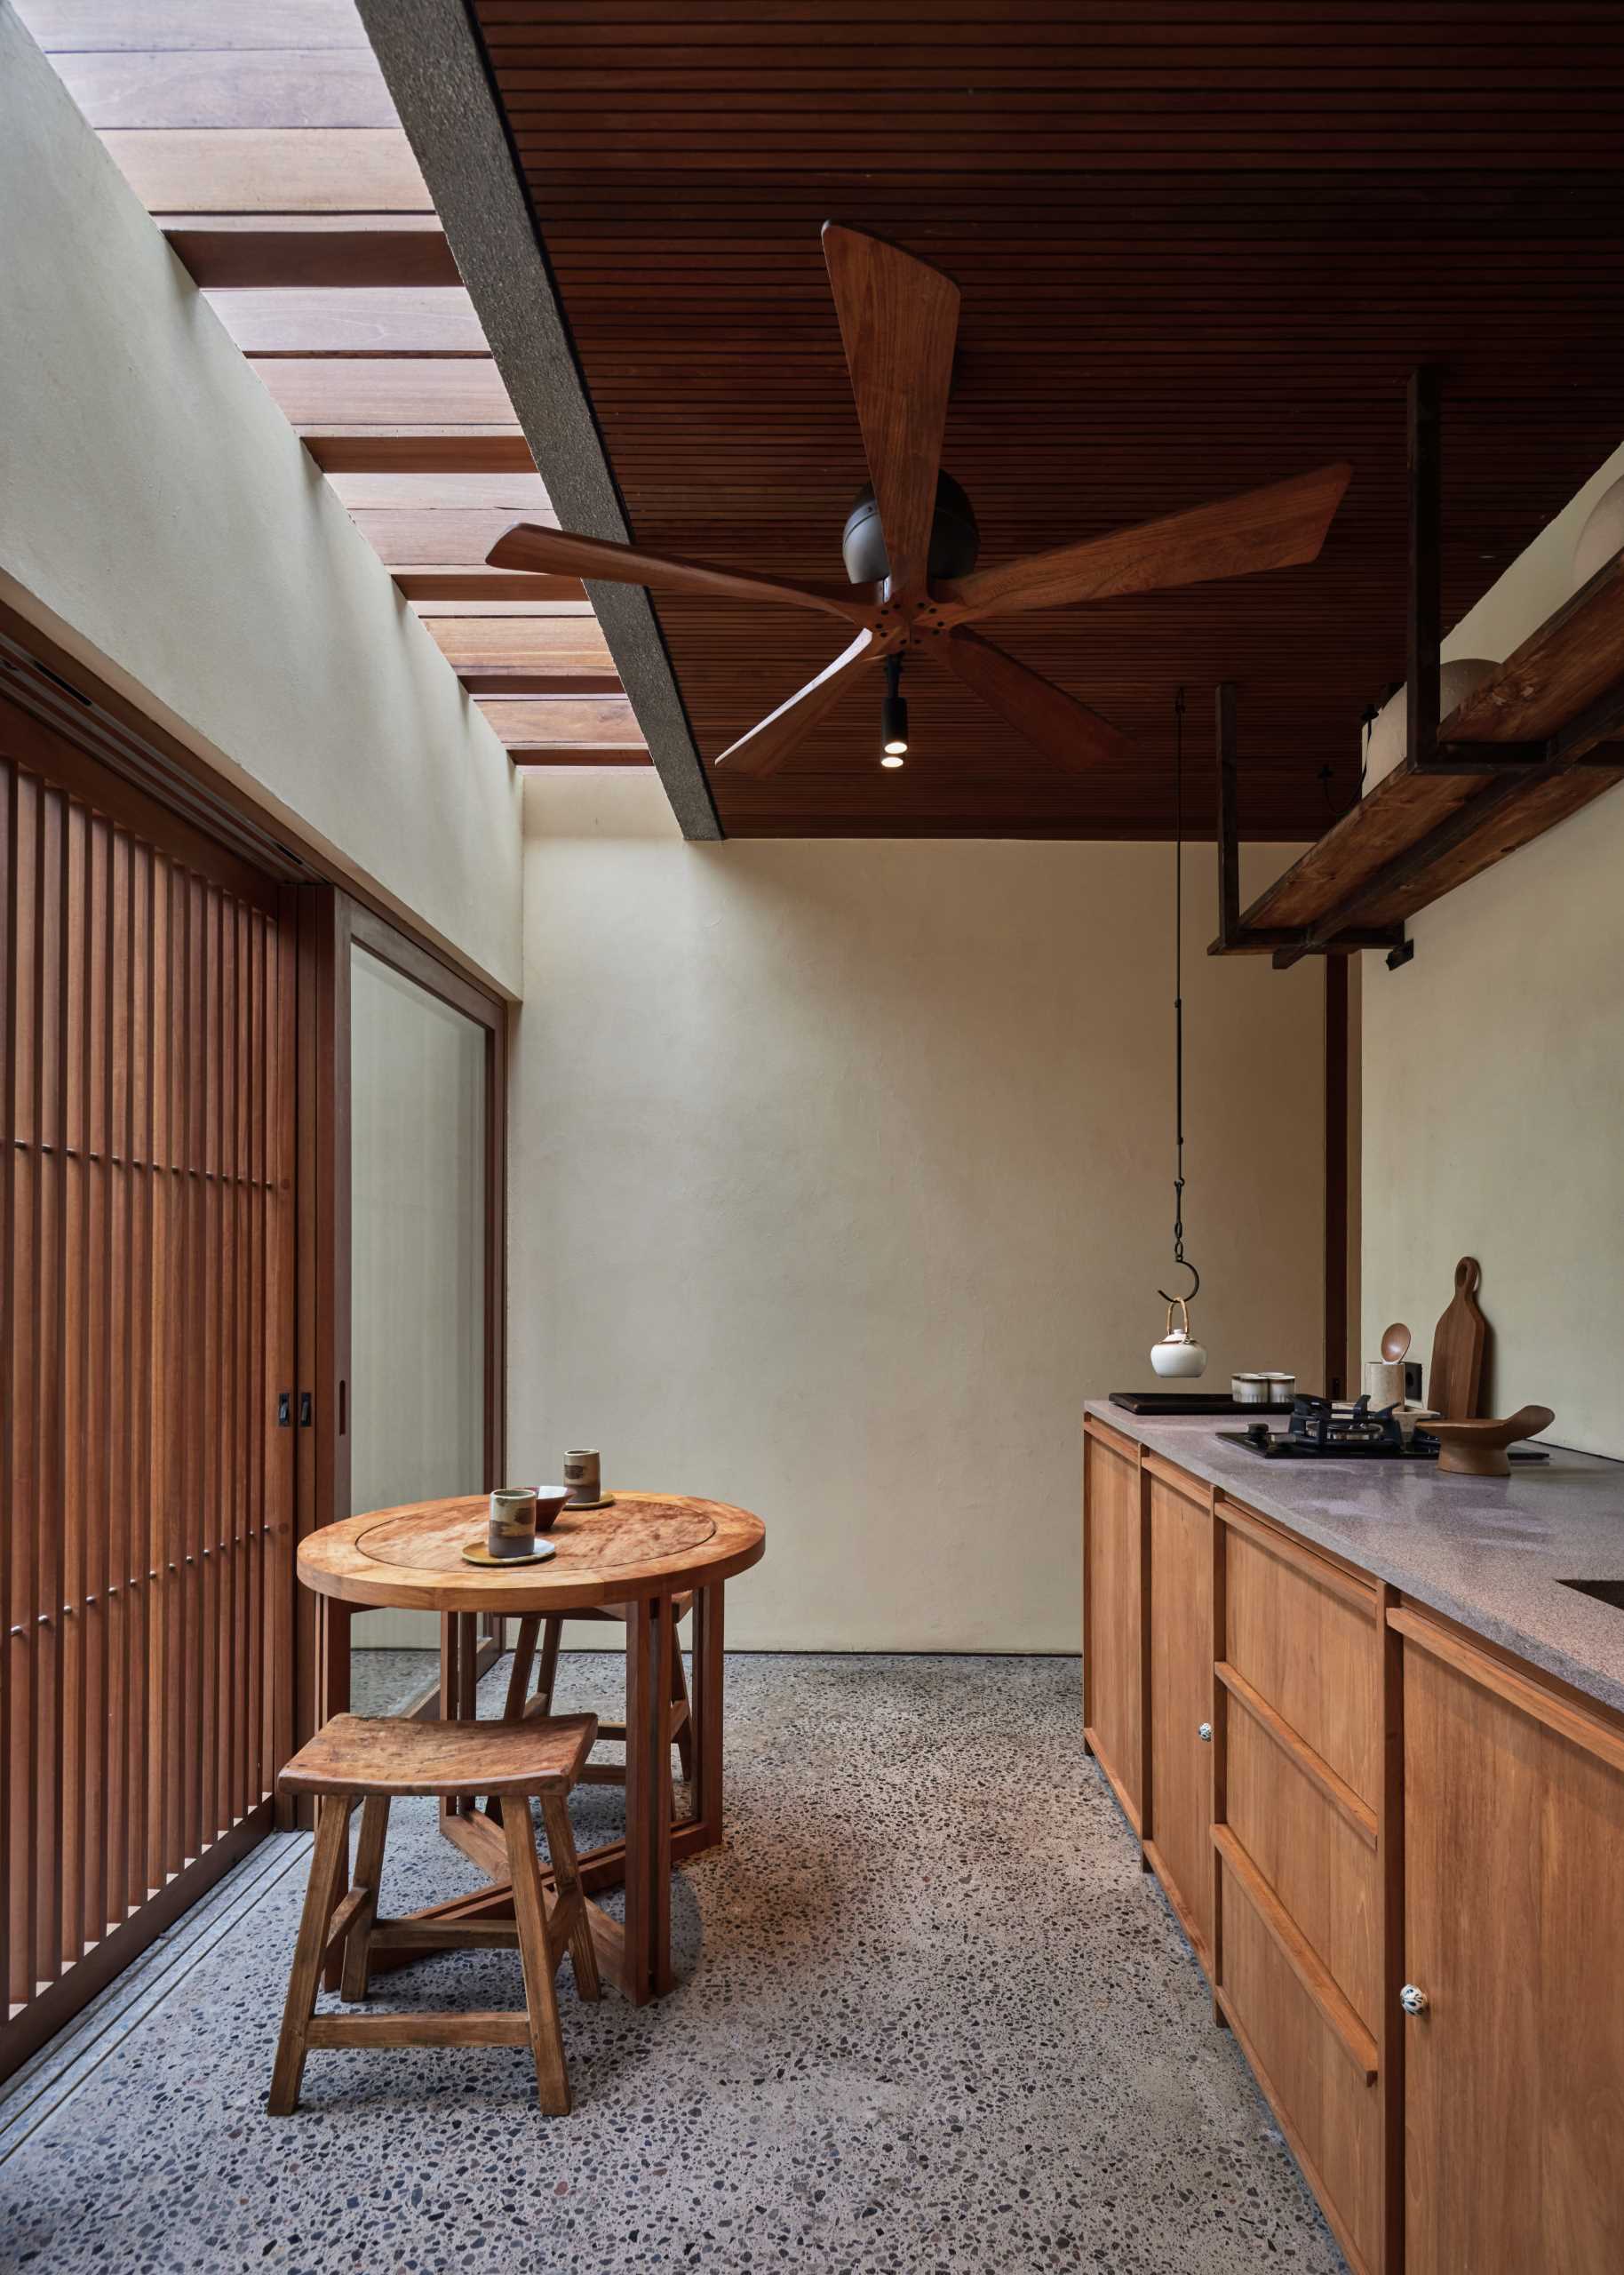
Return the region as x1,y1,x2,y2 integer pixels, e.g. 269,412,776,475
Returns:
1222,1676,1380,2032
1219,1854,1381,2275
1221,1507,1379,1807
1083,1429,1142,1828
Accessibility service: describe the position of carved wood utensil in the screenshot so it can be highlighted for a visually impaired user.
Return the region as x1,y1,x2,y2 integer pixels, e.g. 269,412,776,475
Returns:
1427,1257,1487,1420
1427,1406,1555,1478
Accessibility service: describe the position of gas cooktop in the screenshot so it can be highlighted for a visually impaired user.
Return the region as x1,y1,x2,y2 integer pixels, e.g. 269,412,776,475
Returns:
1221,1394,1549,1463
1219,1392,1546,1465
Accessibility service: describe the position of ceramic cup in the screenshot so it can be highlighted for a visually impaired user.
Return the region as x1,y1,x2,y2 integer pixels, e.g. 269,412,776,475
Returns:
488,1486,538,1560
562,1449,601,1505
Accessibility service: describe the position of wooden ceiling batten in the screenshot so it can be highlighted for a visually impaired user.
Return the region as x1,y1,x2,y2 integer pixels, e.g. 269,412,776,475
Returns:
462,0,1624,836
15,0,634,767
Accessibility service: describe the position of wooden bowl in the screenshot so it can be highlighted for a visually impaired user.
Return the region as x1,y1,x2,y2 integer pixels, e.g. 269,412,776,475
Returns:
1425,1406,1555,1477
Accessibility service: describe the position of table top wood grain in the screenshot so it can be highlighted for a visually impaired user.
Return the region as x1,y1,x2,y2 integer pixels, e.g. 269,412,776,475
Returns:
298,1491,765,1615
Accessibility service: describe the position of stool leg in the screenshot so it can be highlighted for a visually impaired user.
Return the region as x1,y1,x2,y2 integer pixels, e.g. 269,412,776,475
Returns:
269,1796,352,2115
504,1616,541,1720
339,1795,390,2003
504,1802,571,2115
541,1791,601,2003
672,1644,696,1783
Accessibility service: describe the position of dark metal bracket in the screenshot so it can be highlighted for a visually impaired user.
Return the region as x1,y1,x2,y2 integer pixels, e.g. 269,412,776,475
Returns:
1210,678,1408,966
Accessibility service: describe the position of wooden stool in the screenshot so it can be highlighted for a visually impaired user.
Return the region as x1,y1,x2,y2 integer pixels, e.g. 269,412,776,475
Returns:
269,1712,601,2117
503,1596,696,1785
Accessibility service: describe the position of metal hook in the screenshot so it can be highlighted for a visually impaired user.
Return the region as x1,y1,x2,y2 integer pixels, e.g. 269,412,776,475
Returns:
1158,1258,1200,1306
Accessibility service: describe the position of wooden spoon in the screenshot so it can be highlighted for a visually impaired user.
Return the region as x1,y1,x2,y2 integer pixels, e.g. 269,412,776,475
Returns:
1381,1321,1412,1363
1427,1405,1555,1478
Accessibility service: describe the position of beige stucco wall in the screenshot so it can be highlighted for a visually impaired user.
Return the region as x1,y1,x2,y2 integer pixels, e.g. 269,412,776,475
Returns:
1359,441,1624,1457
510,772,1325,1651
0,5,521,993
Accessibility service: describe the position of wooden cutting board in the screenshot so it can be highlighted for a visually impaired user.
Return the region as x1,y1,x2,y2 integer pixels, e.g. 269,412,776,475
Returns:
1427,1256,1487,1420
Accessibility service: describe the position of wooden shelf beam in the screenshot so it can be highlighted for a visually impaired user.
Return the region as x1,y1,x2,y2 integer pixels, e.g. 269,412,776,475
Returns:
1212,370,1624,971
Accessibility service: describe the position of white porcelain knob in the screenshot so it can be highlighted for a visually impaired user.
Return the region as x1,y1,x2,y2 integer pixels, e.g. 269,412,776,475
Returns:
1198,1722,1214,1744
1400,1984,1429,2016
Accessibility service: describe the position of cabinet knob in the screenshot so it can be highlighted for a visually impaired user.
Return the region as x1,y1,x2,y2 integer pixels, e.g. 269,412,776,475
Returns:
1197,1721,1214,1744
1400,1984,1429,2016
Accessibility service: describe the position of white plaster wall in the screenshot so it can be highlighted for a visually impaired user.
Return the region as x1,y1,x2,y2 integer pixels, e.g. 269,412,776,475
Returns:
510,773,1325,1652
1360,440,1624,1457
0,6,521,993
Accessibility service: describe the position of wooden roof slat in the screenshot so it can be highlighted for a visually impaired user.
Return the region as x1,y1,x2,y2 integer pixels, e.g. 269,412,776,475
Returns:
506,746,652,767
299,428,534,475
205,286,486,355
53,45,394,126
473,696,641,746
457,667,624,695
253,356,509,424
100,125,432,212
328,470,551,509
163,217,460,288
22,1,369,50
425,616,612,667
347,507,561,567
394,571,585,603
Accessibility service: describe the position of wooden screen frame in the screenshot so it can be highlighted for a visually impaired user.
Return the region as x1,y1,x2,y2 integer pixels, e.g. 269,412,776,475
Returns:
291,891,509,1792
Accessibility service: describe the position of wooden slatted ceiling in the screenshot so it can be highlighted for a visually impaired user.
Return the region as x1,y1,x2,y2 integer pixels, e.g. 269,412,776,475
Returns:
465,0,1624,835
13,0,643,766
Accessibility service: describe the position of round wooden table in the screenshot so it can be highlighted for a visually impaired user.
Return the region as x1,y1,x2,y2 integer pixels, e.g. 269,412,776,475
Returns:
298,1491,766,2003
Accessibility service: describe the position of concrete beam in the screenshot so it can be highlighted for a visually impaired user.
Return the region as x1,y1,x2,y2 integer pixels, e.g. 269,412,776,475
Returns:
352,0,722,841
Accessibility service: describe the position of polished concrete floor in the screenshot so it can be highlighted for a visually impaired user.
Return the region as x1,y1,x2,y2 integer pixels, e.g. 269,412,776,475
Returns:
0,1652,1341,2273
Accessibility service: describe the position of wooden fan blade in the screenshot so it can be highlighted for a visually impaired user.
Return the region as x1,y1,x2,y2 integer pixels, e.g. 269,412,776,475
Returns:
940,629,1131,770
938,463,1353,621
822,224,959,608
487,522,869,621
714,629,874,776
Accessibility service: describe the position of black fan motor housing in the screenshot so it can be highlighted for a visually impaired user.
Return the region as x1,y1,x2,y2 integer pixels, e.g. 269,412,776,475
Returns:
841,472,980,587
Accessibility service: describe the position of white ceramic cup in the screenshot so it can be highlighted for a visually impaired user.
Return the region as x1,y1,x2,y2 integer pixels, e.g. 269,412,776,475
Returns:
488,1486,538,1560
562,1449,601,1505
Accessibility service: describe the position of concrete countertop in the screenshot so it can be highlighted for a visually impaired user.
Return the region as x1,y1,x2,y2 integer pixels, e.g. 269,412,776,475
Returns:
1085,1400,1624,1720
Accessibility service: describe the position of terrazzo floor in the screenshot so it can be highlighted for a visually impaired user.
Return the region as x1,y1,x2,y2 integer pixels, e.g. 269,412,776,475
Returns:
0,1652,1343,2274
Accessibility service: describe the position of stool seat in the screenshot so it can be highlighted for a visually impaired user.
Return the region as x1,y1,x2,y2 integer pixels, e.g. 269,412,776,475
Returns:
280,1711,596,1799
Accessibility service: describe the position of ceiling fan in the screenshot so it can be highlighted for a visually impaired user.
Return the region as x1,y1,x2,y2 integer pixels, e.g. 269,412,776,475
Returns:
487,225,1352,777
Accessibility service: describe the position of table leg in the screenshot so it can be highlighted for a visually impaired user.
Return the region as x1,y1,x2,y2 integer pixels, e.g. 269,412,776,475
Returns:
691,1582,725,1847
623,1594,676,2003
317,1597,353,1728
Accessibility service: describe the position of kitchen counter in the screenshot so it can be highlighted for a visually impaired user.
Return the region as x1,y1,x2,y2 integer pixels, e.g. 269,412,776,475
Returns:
1085,1401,1624,1720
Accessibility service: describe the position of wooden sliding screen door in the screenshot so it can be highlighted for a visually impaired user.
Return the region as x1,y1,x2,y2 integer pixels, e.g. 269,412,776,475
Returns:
1,696,297,2079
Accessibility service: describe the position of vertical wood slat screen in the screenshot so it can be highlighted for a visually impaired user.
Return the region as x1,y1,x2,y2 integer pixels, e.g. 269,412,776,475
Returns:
2,739,295,2052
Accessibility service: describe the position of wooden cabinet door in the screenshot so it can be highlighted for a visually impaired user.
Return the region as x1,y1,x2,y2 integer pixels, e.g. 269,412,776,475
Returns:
1399,1612,1624,2274
1146,1464,1213,1965
1082,1424,1143,1832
